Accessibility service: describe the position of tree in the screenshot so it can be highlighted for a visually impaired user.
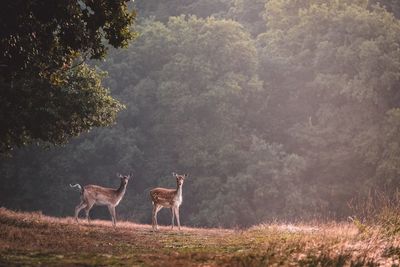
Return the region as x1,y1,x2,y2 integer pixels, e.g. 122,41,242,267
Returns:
371,0,400,18
134,0,233,21
227,0,268,36
257,0,400,216
0,0,136,154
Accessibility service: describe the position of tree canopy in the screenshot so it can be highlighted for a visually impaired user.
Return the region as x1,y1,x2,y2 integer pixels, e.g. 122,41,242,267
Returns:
0,0,136,154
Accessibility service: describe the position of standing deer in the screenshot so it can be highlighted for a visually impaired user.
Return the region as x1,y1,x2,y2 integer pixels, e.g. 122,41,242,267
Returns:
70,173,131,227
150,172,187,231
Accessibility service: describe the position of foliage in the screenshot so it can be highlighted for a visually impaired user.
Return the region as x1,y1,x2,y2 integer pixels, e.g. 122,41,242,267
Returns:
371,0,400,18
0,0,136,153
227,0,268,36
134,0,233,21
256,0,400,217
0,65,124,154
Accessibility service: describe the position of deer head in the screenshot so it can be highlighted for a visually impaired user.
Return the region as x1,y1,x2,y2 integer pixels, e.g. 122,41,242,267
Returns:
117,173,131,186
172,172,187,187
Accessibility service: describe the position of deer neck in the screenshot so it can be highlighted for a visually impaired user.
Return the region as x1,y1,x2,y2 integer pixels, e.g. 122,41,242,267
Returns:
176,183,183,199
117,182,127,196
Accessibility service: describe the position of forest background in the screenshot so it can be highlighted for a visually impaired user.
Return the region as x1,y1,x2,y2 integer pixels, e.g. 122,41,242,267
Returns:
2,0,400,228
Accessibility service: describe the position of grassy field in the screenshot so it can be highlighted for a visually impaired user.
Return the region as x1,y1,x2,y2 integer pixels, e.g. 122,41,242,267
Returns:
0,208,399,266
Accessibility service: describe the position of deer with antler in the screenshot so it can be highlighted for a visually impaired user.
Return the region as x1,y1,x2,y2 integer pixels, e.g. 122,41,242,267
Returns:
150,172,187,231
70,173,131,227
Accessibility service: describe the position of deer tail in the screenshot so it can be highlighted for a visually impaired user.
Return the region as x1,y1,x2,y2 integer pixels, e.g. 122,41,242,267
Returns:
69,183,83,194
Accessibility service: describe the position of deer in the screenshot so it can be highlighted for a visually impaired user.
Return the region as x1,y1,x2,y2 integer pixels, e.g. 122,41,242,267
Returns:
150,172,187,231
70,173,131,228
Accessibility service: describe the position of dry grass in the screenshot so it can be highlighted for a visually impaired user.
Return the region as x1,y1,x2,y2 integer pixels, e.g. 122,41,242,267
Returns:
0,207,399,266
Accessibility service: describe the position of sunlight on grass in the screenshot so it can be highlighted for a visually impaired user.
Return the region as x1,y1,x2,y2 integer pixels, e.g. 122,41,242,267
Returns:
1,208,400,266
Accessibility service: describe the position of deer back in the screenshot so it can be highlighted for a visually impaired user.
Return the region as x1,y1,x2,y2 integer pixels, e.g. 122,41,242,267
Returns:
83,185,121,205
150,188,178,205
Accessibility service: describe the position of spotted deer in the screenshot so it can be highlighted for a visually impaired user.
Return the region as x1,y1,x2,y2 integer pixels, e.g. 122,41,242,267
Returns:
70,173,131,227
150,172,187,230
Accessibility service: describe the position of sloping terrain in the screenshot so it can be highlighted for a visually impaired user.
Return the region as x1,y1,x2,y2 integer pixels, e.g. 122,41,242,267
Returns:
0,208,398,266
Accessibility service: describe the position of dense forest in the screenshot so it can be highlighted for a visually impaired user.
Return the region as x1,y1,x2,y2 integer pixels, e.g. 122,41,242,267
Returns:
1,0,400,228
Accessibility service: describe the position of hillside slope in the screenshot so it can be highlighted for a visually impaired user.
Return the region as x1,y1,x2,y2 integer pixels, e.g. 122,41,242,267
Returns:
0,208,397,266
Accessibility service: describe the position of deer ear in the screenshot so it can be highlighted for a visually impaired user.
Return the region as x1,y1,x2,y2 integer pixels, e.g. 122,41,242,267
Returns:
117,173,122,178
172,172,177,177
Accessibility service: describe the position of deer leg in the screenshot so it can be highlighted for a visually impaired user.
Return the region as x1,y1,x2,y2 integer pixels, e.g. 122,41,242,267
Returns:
175,206,181,230
155,206,162,230
152,204,156,230
84,202,94,224
108,205,117,228
112,206,117,227
74,201,87,223
152,205,162,231
171,207,175,229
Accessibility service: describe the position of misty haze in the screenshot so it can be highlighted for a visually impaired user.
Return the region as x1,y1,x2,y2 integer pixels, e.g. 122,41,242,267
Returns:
1,0,400,265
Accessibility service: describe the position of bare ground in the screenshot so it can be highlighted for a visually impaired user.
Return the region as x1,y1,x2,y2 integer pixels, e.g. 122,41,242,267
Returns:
0,207,399,266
